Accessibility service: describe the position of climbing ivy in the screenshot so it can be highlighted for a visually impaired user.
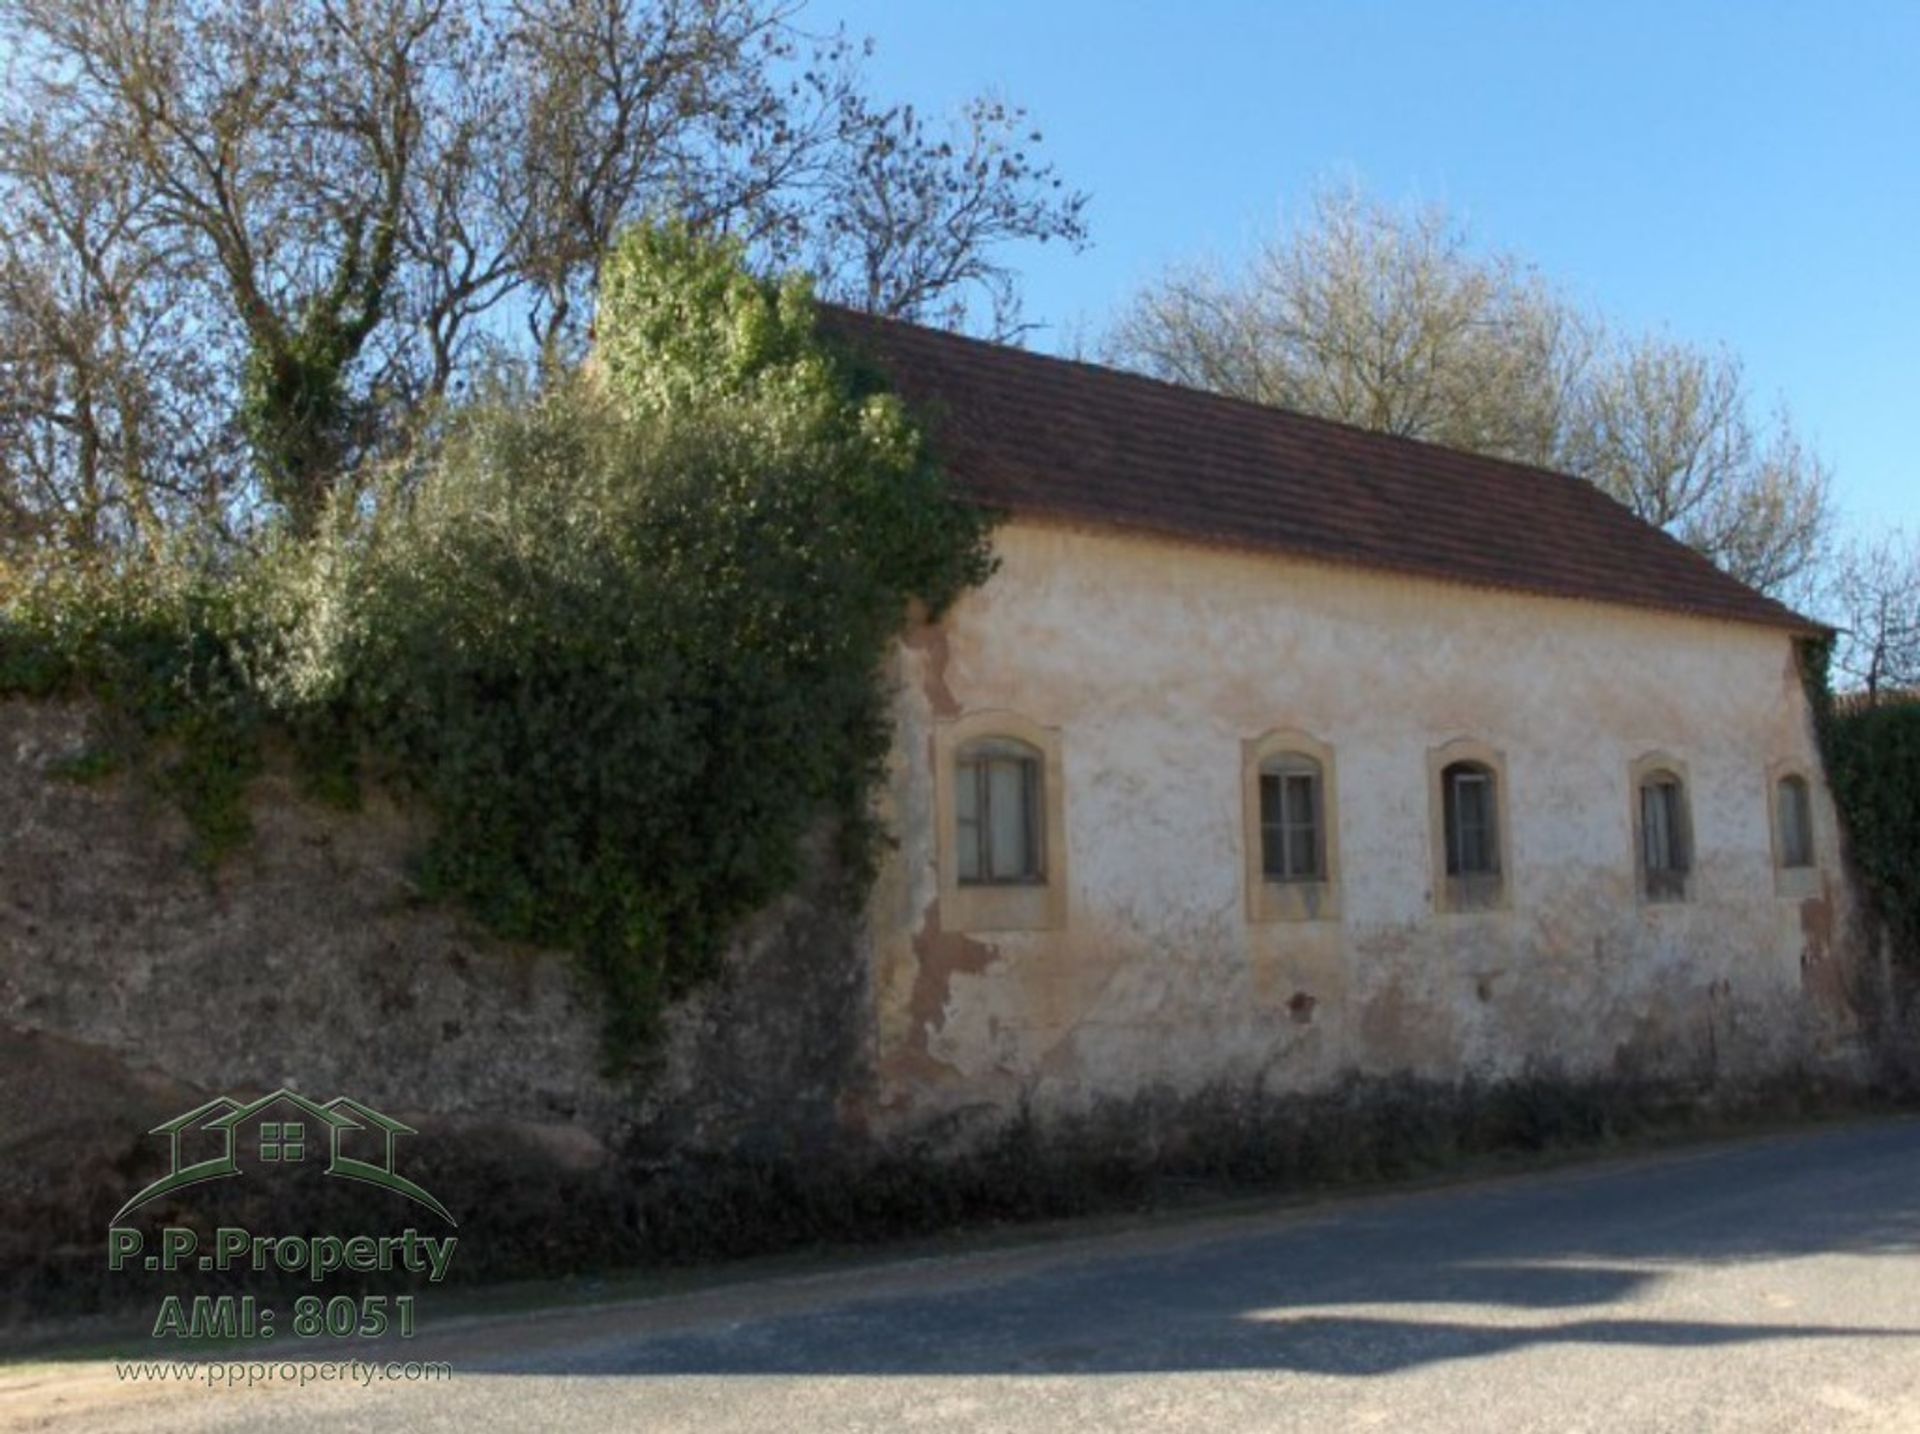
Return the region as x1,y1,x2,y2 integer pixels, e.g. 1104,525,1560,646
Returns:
0,225,995,1066
1802,635,1920,981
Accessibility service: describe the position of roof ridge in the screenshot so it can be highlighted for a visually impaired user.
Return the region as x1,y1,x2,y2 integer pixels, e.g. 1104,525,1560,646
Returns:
820,302,1626,503
814,303,1820,635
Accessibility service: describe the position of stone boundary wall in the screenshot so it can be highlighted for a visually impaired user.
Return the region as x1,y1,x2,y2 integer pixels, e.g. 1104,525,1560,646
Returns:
0,700,872,1315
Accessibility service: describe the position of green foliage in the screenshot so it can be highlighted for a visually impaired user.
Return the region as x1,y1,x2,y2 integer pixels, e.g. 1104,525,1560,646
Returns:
1824,700,1920,970
0,550,273,866
48,747,123,785
0,225,995,1064
240,210,400,536
1802,632,1920,986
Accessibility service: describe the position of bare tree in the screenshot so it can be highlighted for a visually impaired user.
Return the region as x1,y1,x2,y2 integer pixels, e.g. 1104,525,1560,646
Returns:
1560,341,1831,596
0,122,244,553
811,96,1087,338
0,0,1088,544
1110,190,1586,459
1825,530,1920,704
1108,185,1830,596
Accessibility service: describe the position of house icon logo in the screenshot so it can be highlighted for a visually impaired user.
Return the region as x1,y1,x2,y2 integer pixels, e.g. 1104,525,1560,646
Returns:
111,1089,455,1226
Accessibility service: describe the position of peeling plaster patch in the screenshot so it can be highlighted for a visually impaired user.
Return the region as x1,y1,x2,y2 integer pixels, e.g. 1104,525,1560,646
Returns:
1800,889,1834,964
906,901,1001,1063
866,520,1867,1129
903,617,962,718
1798,882,1852,1016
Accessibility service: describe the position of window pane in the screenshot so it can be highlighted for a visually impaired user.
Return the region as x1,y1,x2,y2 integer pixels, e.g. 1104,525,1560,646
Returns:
956,742,1045,885
1260,759,1326,884
1642,779,1688,880
1641,777,1689,898
1022,757,1044,878
1444,772,1461,875
986,757,1034,880
1284,774,1319,878
1643,783,1672,872
1458,820,1487,875
956,760,981,882
1448,769,1495,875
1664,784,1688,872
1259,774,1285,877
1285,828,1318,879
1282,773,1315,828
1779,778,1813,868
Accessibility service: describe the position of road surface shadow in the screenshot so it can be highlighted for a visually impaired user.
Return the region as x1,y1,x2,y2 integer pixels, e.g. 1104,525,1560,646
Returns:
16,1120,1920,1380
467,1120,1920,1379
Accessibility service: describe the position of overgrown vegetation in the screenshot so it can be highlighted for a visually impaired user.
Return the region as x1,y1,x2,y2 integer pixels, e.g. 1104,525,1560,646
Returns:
0,226,995,1064
1812,641,1920,980
9,1065,1885,1327
1800,634,1920,1090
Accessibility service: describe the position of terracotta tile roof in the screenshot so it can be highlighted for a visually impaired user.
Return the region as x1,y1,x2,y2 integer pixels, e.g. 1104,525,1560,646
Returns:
819,305,1819,634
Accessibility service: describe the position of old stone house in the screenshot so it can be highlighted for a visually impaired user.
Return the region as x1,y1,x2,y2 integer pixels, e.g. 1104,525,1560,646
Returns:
0,306,1867,1264
821,308,1857,1133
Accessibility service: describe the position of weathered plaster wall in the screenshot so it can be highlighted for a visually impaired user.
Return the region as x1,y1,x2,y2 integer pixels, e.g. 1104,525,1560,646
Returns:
0,700,868,1183
866,519,1863,1132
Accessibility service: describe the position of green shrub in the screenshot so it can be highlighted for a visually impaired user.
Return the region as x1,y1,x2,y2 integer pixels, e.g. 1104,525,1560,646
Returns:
1800,635,1920,989
0,225,994,1065
1824,698,1920,972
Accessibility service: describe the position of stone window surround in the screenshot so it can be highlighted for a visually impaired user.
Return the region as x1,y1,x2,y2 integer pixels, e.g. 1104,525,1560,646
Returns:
1629,751,1694,905
1242,727,1342,923
928,720,1823,927
1427,737,1512,914
933,710,1068,933
1768,758,1824,900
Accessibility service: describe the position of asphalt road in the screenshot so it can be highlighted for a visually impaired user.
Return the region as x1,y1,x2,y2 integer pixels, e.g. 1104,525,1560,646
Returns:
9,1118,1920,1432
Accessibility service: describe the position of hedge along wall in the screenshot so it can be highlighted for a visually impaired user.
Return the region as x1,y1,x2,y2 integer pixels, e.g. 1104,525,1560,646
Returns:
1822,693,1920,984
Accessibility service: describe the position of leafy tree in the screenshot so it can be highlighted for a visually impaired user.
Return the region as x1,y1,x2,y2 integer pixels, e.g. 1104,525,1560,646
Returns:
0,224,996,1062
0,0,1087,546
1107,185,1830,596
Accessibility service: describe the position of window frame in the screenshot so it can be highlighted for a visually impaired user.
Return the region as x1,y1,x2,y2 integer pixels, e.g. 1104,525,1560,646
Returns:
1443,764,1499,878
934,711,1067,932
1244,728,1341,923
1768,760,1823,899
1629,754,1693,905
1259,758,1325,883
954,737,1047,887
1776,774,1814,870
1428,739,1511,913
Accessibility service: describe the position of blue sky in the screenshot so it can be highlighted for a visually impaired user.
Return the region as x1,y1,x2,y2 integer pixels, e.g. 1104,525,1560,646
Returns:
817,0,1918,541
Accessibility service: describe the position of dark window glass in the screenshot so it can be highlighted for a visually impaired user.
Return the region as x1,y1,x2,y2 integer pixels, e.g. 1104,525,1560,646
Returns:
1260,759,1323,881
1777,775,1814,869
956,741,1044,885
1443,763,1499,877
1640,774,1689,900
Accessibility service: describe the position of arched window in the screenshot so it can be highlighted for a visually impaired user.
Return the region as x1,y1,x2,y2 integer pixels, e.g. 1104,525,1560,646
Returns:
1429,740,1510,913
1442,761,1500,878
1776,774,1814,870
1244,728,1341,923
1258,754,1325,882
954,737,1045,885
1637,768,1692,901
